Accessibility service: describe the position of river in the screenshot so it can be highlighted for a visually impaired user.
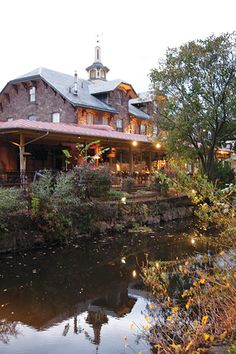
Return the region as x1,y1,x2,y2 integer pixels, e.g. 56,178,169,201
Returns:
0,222,209,354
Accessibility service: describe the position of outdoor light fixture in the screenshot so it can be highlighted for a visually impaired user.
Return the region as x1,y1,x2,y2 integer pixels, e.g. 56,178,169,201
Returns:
132,141,137,147
121,257,126,264
191,238,196,245
156,143,161,149
121,196,126,204
132,270,137,278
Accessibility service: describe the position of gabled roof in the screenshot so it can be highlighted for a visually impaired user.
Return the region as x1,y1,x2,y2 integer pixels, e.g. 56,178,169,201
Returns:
0,119,151,143
128,102,149,120
129,91,154,105
88,79,137,97
3,67,117,114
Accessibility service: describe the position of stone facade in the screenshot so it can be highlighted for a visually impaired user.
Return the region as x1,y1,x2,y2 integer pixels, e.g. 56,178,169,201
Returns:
0,80,76,124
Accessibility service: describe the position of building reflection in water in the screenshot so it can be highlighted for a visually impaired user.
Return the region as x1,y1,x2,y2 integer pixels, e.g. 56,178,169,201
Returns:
0,227,209,352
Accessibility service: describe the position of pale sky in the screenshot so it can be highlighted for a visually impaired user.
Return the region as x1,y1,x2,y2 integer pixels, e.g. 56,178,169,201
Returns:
0,0,235,93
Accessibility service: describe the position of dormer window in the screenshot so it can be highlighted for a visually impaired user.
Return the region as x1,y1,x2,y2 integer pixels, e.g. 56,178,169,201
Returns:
86,113,93,125
52,112,60,123
29,86,36,102
116,119,123,132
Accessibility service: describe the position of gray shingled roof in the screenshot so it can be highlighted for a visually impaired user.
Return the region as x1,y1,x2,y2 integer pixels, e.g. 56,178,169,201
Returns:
88,79,137,95
128,102,149,120
85,62,109,72
130,91,154,105
7,67,117,114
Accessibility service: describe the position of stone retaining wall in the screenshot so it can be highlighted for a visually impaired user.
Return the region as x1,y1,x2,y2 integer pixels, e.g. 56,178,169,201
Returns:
0,196,193,253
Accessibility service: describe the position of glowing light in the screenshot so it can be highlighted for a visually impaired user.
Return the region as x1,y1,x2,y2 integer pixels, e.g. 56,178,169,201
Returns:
191,238,196,245
155,262,160,269
121,197,126,204
156,143,161,149
191,189,196,194
132,270,137,278
121,257,126,264
116,163,121,172
132,141,138,147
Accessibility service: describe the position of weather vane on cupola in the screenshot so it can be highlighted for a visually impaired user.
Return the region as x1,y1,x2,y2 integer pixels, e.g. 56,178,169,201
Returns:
85,33,109,81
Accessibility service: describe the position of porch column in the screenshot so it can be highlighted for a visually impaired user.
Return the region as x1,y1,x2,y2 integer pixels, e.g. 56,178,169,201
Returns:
19,133,26,186
129,148,134,174
148,151,152,171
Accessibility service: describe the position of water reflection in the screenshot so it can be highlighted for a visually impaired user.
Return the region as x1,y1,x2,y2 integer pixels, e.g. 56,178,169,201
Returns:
0,223,209,354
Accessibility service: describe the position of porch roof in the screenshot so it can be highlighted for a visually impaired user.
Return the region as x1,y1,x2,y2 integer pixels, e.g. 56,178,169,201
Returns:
0,119,151,143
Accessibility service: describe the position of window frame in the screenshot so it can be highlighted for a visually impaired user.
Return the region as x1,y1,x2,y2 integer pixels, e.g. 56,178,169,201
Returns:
29,86,36,102
86,113,94,125
52,112,60,123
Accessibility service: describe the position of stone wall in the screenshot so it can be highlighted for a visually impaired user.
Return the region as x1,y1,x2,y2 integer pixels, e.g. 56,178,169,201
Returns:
0,196,193,254
0,80,76,123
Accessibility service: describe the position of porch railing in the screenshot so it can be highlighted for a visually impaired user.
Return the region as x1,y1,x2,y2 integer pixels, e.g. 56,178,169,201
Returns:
0,170,151,188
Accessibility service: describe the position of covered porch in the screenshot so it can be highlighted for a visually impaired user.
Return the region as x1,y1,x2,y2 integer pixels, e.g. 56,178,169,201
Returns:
0,120,165,187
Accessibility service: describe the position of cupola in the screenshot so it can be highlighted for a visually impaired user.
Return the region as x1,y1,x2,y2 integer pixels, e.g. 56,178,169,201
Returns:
86,44,109,81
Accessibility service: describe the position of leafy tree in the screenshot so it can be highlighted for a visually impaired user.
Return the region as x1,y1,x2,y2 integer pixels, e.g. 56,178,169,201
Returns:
150,32,236,179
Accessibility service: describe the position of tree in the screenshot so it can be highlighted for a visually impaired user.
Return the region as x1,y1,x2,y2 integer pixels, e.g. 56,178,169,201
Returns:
150,32,236,179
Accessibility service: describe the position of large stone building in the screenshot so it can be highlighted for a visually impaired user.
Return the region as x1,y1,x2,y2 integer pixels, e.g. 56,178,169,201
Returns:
0,44,163,184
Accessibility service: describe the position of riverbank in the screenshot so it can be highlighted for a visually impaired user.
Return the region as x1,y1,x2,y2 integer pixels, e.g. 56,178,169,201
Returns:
0,193,193,253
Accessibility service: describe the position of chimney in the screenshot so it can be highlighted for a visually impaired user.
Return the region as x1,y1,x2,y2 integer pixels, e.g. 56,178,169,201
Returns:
74,71,78,95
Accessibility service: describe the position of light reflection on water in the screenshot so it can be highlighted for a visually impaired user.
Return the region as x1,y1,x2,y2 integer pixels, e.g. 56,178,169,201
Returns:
0,223,209,354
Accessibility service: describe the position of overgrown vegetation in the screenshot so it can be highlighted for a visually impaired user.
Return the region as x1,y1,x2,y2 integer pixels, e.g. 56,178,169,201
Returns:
141,163,236,353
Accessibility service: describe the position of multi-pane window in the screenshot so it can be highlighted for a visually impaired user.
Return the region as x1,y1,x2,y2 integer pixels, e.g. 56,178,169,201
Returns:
116,119,123,132
86,113,93,125
102,116,108,125
140,124,146,135
52,112,60,123
29,87,36,102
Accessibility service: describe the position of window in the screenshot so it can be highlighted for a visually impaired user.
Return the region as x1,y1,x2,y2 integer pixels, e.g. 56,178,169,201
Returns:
90,70,96,79
116,119,123,132
117,91,123,104
28,115,38,121
140,124,146,135
153,126,158,136
52,112,60,123
29,86,36,102
102,116,109,125
86,113,93,125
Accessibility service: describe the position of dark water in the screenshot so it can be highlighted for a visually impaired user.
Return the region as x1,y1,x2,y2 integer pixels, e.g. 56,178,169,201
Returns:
0,223,209,354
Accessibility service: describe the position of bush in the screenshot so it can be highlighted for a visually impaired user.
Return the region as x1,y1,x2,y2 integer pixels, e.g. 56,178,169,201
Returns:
74,164,111,198
121,176,135,192
212,161,235,188
150,170,170,195
0,188,26,213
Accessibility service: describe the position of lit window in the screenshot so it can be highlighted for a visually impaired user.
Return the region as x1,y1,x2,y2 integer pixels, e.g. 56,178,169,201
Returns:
153,126,158,136
103,116,108,125
86,113,93,125
140,124,146,134
116,119,123,132
29,87,36,102
28,115,38,121
52,112,60,123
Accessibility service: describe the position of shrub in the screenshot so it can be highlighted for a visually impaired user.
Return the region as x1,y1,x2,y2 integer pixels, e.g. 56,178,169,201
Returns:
121,176,135,192
74,164,111,198
150,170,170,195
212,161,235,188
0,188,26,213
